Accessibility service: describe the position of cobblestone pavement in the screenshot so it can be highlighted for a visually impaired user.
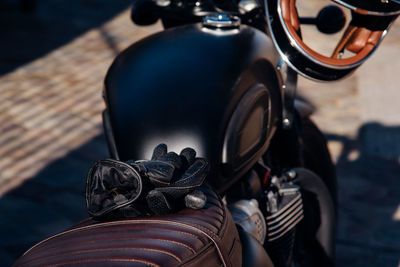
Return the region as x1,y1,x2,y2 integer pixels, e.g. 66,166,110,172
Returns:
0,2,162,265
0,1,399,266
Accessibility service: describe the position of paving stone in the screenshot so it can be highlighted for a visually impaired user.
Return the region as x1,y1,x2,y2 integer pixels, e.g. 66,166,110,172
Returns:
0,5,162,195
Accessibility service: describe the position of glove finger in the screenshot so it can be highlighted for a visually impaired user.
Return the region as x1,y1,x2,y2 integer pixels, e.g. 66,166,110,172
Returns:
140,161,175,185
158,158,209,198
157,186,191,199
164,151,182,170
146,190,173,215
151,143,167,160
175,158,209,188
180,147,196,166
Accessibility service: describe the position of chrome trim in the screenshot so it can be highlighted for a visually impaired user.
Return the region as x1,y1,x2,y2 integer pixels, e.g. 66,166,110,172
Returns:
267,197,302,223
267,210,303,237
201,27,240,36
271,0,390,72
267,204,303,231
332,0,400,16
264,0,332,81
267,215,304,241
266,194,301,219
268,212,303,238
202,14,241,29
156,0,171,7
278,0,351,70
238,0,259,13
264,181,304,241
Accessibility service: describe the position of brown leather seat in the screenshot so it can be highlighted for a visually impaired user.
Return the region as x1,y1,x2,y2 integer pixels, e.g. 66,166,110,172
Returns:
14,186,241,267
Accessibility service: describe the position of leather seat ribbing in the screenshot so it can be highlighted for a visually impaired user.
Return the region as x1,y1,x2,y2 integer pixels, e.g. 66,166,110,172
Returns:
15,186,241,267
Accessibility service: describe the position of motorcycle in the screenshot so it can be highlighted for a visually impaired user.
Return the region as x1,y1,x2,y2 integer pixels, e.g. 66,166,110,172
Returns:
14,0,399,266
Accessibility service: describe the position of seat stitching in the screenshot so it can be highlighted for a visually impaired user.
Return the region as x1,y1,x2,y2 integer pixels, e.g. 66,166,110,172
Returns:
23,220,226,266
26,223,203,255
27,234,198,255
42,257,159,267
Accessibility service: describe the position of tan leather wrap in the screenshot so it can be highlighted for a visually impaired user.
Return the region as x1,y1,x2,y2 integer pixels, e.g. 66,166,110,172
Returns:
345,28,382,53
14,187,242,267
280,0,382,66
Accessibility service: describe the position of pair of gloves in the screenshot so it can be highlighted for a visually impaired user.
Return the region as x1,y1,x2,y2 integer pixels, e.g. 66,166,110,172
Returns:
86,144,209,219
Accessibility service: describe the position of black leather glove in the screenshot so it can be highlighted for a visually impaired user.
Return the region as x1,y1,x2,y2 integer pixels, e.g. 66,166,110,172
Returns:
86,144,209,219
132,144,209,215
86,159,147,219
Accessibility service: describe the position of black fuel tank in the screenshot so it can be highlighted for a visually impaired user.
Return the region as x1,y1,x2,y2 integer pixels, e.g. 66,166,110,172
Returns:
104,23,283,193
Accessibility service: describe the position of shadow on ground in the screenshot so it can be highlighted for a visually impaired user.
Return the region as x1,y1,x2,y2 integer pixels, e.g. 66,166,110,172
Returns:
327,123,400,266
0,0,132,75
0,134,108,266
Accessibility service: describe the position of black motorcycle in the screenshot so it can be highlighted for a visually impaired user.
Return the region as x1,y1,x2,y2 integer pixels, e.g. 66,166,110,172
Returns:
14,0,399,266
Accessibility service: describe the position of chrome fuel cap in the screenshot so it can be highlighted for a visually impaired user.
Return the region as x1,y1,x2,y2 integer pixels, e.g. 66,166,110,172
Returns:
202,14,240,29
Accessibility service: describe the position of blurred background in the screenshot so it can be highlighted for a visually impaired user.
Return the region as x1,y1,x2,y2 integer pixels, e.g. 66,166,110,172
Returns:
0,0,399,266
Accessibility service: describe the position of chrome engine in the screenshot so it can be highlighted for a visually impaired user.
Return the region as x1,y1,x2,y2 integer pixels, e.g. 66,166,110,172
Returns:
264,171,304,266
229,169,304,267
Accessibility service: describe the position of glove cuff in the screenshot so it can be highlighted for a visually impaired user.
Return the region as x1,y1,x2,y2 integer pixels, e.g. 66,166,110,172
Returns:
86,159,144,219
